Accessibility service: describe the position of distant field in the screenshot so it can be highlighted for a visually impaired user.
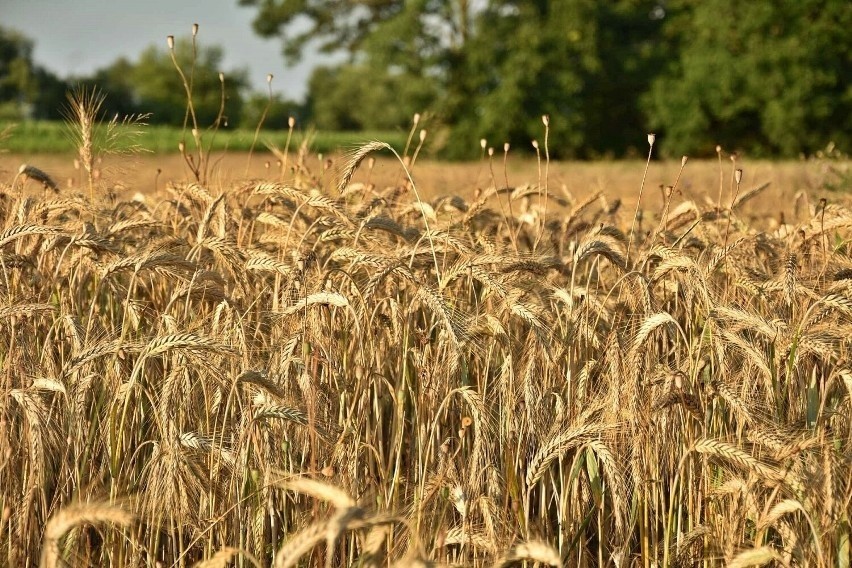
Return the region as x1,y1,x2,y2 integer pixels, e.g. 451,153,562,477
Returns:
0,150,842,228
0,120,407,154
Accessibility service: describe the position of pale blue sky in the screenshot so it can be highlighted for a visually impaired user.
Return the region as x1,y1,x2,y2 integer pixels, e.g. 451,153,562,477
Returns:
2,0,330,100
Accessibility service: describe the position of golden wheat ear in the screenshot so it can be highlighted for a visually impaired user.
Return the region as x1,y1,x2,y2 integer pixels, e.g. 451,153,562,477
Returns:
62,85,105,198
40,502,134,568
495,540,562,567
192,546,262,568
15,164,59,193
338,141,392,195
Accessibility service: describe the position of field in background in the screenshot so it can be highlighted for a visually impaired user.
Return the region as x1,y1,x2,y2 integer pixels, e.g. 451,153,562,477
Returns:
1,129,851,567
0,121,407,154
0,150,842,220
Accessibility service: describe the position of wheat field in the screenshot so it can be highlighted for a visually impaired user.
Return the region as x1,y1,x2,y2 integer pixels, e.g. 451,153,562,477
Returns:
1,134,851,568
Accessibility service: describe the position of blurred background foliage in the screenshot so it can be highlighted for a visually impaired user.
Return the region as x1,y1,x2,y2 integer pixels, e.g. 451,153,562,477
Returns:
1,0,849,158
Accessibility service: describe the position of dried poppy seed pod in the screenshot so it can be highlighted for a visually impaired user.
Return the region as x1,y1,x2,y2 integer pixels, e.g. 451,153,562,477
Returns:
288,116,295,128
192,23,199,37
167,35,175,50
531,140,539,150
266,73,273,84
681,156,688,166
735,169,743,184
218,72,224,83
419,129,427,142
488,147,494,157
504,142,510,153
542,115,550,127
413,113,420,126
647,133,656,146
480,138,487,150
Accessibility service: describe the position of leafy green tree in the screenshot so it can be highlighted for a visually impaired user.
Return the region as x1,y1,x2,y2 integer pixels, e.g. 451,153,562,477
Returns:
0,26,37,118
582,1,667,157
25,66,67,120
76,57,141,120
81,37,249,127
126,37,249,126
241,0,664,158
237,0,469,65
0,26,67,120
242,0,847,158
305,63,438,131
645,0,852,157
446,1,602,157
241,91,304,130
434,1,666,158
239,0,462,131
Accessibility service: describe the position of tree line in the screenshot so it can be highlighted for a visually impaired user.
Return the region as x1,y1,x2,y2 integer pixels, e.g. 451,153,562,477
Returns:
0,28,304,136
2,0,850,159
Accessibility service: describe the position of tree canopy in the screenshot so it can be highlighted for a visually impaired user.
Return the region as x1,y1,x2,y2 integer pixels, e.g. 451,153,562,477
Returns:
646,0,852,156
0,29,258,130
242,0,851,158
0,26,66,121
2,1,849,159
84,37,250,127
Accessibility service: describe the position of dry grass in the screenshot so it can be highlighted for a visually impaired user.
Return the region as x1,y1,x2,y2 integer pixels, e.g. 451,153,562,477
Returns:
0,139,851,568
0,151,836,219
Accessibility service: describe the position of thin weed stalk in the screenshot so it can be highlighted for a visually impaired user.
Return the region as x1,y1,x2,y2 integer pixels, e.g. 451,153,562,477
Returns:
626,133,655,263
247,73,275,176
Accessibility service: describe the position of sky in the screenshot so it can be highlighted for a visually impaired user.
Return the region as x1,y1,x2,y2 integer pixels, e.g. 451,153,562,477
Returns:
2,0,329,101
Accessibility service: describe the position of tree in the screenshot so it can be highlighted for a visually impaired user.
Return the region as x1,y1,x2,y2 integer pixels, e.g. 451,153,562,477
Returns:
645,0,852,157
0,26,67,120
241,91,304,130
84,37,250,128
305,63,439,131
239,0,467,133
446,1,616,157
581,1,667,157
237,0,470,65
127,37,249,126
241,0,665,158
440,1,589,157
77,57,141,120
243,0,847,158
